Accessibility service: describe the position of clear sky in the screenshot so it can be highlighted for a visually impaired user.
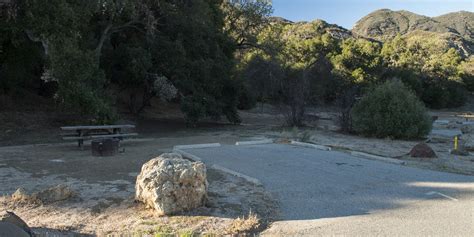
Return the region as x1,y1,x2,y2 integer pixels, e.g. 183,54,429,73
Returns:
272,0,474,29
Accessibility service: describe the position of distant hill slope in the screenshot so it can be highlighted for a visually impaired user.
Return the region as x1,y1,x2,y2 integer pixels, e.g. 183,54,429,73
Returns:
403,30,474,57
352,9,473,41
351,9,474,56
434,11,474,41
269,10,474,57
268,17,353,40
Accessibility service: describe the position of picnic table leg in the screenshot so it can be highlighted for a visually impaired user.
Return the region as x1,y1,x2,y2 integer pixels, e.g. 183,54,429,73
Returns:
113,128,124,148
77,129,84,149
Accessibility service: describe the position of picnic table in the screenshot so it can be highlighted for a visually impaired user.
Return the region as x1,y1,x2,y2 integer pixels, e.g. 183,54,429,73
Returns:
456,114,474,122
60,124,138,148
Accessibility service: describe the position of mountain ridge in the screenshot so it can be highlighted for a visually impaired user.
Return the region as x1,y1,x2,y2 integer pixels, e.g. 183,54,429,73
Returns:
271,9,474,57
352,9,473,42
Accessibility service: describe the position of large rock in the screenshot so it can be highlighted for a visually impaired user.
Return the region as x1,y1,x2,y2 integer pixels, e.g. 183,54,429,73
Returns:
0,211,32,236
409,143,437,158
135,153,208,216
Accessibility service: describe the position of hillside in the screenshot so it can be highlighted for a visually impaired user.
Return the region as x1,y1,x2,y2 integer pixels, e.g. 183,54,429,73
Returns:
348,9,474,57
352,9,474,40
269,17,353,40
434,11,474,41
403,30,474,58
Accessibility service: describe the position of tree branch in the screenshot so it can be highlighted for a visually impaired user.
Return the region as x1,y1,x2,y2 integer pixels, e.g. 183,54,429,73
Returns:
95,20,144,61
25,30,49,56
95,23,113,60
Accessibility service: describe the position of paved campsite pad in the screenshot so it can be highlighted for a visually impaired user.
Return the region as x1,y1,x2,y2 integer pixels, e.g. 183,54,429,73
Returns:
183,143,474,235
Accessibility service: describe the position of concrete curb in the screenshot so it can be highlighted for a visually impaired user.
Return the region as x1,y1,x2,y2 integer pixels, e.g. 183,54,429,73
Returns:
290,141,331,151
174,148,263,186
173,148,203,161
350,151,406,165
173,143,221,150
210,164,262,186
235,139,273,146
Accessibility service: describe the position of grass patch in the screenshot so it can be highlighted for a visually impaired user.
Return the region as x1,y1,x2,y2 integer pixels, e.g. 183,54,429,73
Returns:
225,211,261,235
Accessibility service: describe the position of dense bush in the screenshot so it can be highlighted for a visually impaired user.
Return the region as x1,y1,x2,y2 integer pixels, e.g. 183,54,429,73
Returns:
422,81,467,109
351,80,432,139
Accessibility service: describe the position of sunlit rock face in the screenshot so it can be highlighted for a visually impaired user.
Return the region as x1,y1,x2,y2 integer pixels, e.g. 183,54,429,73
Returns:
135,153,208,216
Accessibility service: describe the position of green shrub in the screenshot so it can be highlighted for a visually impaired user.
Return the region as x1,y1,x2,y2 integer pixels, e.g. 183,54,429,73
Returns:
445,81,468,107
462,73,474,92
351,80,432,139
421,83,449,109
421,81,467,109
236,83,257,110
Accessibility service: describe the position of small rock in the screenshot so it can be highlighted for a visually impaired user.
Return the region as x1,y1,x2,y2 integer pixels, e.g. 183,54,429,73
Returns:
135,153,208,216
409,143,437,158
11,185,75,204
11,188,33,203
34,184,75,203
0,211,32,236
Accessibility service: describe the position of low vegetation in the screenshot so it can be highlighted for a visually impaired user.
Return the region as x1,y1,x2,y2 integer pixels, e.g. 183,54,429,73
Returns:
1,1,473,134
225,211,261,235
240,18,473,127
0,0,272,125
351,80,432,139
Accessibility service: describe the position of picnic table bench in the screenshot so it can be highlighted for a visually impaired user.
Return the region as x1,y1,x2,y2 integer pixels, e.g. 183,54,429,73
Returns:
60,124,138,148
456,114,474,121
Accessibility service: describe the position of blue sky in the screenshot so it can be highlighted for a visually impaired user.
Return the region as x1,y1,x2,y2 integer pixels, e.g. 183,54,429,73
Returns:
272,0,474,29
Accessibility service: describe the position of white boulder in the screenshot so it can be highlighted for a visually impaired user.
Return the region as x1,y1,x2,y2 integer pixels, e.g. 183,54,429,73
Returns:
135,153,208,215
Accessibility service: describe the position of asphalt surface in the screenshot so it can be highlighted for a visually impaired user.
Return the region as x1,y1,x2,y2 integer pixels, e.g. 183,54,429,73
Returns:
184,143,474,236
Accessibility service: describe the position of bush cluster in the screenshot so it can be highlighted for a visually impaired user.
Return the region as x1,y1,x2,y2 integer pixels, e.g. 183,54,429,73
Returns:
351,80,432,139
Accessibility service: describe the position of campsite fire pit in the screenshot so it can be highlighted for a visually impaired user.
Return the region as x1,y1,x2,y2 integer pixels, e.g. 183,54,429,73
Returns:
91,139,120,157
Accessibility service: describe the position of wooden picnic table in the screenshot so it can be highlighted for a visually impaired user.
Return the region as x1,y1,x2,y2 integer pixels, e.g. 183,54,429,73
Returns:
455,114,474,122
60,124,137,148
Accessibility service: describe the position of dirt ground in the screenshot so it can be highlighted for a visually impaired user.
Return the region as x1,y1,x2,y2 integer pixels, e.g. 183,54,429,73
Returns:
1,102,474,235
0,138,278,236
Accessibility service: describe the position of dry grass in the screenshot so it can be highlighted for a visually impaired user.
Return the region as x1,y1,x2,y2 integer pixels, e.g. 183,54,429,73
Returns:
225,211,261,235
